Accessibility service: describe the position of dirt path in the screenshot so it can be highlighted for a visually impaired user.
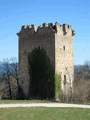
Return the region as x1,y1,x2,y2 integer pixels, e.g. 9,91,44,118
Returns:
0,103,90,108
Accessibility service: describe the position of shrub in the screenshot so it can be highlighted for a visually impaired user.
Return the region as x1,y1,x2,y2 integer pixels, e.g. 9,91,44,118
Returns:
55,74,61,101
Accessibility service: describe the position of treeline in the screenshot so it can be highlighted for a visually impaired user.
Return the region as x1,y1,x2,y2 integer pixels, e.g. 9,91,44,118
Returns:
74,61,90,81
73,61,90,103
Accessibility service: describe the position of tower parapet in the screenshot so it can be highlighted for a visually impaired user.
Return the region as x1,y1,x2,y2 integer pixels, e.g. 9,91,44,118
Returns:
62,24,75,36
18,23,75,36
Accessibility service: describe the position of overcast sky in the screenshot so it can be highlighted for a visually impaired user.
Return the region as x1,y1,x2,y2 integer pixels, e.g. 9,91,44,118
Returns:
0,0,90,65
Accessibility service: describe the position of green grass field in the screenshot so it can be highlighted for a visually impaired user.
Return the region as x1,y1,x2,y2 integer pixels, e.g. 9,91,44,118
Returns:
0,108,90,120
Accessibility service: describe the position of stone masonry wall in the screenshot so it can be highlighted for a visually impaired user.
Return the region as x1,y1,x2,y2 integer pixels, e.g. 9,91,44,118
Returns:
55,23,74,98
17,22,75,98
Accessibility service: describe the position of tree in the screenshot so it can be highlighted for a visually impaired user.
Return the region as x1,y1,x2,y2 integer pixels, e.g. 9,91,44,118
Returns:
28,47,55,99
1,59,12,99
73,61,90,103
0,58,19,99
9,58,19,95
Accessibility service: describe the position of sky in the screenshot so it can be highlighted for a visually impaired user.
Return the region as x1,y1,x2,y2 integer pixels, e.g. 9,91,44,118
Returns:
0,0,90,65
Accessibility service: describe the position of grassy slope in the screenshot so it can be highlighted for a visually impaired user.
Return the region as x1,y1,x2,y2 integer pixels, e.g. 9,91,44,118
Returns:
0,108,90,120
0,100,50,104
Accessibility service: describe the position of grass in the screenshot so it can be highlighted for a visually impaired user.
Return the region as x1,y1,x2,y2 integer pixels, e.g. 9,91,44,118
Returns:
0,108,90,120
0,100,51,104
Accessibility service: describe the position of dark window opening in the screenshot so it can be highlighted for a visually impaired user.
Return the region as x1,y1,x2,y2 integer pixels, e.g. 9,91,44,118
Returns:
64,75,66,85
64,32,67,35
63,46,65,51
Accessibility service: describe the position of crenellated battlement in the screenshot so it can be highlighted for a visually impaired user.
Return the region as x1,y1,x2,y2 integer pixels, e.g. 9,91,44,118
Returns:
18,22,75,36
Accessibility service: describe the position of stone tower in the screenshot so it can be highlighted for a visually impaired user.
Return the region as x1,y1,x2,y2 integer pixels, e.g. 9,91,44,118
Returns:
17,22,75,99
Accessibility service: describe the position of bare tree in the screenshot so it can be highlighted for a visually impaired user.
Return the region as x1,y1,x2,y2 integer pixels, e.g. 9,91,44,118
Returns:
73,61,90,103
9,58,19,91
1,59,12,99
0,58,19,99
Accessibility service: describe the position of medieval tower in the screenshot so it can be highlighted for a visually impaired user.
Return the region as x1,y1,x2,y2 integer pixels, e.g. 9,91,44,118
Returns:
17,22,75,100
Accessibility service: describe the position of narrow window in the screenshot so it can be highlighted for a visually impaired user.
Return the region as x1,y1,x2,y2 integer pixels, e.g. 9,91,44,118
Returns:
63,46,65,51
64,75,66,85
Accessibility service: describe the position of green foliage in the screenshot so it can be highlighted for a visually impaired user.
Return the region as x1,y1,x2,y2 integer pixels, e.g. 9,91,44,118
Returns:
28,47,55,99
55,74,61,100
